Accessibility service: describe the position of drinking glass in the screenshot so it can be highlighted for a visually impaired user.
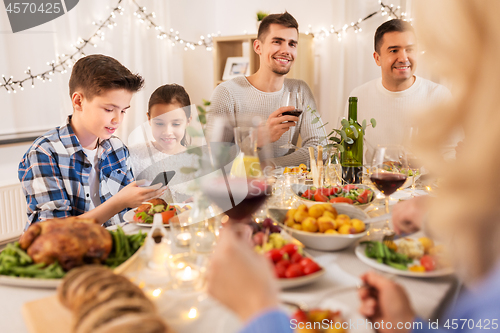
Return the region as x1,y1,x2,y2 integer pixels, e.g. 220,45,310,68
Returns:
369,145,408,215
324,148,342,186
202,126,272,223
280,91,304,150
403,127,422,191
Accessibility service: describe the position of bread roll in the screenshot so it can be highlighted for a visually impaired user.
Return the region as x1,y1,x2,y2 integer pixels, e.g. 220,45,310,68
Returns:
91,313,168,333
58,266,169,333
58,265,111,309
74,298,156,333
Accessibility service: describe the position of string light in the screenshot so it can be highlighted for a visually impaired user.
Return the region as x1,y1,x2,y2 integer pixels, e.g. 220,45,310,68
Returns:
306,1,409,40
132,0,217,50
1,0,124,93
1,0,410,93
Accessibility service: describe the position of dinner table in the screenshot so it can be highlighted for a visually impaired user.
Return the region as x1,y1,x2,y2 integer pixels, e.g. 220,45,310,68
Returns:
0,183,459,333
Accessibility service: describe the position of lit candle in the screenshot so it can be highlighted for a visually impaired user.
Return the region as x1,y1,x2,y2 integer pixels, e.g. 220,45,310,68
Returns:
187,307,198,319
176,233,191,246
191,230,216,253
175,265,200,283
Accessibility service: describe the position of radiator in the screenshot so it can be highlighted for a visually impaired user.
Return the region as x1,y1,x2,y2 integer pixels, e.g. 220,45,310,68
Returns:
0,183,27,241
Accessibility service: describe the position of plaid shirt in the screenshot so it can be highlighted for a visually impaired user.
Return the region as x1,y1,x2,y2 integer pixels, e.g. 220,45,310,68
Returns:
18,116,133,228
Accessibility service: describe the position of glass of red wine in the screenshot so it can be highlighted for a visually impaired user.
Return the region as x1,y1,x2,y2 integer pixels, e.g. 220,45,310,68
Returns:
202,123,273,224
369,145,408,216
201,177,270,222
280,91,303,150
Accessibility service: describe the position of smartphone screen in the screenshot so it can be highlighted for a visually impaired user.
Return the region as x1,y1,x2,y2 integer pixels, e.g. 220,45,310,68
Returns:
151,171,176,187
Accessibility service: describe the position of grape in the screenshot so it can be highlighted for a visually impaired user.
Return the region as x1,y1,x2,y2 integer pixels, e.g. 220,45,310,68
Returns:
263,218,273,229
270,225,282,233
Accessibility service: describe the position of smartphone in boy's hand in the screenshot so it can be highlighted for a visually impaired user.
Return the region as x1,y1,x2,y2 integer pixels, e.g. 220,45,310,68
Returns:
151,171,176,187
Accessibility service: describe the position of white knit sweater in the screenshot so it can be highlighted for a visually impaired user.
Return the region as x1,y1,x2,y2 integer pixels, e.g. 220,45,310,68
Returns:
129,141,200,202
348,76,453,159
207,76,327,167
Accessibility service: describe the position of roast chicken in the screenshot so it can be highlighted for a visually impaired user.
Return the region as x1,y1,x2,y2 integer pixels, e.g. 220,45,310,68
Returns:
19,217,112,271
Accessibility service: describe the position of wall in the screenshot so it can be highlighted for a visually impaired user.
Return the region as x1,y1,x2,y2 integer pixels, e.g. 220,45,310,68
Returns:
0,143,31,186
179,0,413,130
2,0,438,186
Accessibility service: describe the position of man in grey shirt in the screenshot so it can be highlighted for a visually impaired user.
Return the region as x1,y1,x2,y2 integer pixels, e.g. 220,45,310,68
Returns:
207,11,325,167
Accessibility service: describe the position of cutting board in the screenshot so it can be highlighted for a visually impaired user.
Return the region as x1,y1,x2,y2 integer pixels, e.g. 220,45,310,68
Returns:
22,295,72,333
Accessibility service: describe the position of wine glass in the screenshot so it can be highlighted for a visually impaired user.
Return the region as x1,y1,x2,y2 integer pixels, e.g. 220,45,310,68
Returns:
279,91,303,150
369,145,408,216
403,126,422,191
202,126,272,223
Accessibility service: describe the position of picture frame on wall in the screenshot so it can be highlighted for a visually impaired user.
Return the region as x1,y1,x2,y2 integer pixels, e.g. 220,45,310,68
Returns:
222,57,250,81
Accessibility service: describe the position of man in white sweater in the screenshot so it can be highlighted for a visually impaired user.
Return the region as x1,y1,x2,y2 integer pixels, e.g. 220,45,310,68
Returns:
348,19,452,159
207,12,325,167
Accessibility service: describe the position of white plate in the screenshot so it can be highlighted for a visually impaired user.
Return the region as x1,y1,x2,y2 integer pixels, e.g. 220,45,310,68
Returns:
0,275,61,288
123,203,189,227
278,268,325,289
272,231,326,289
0,240,144,289
282,292,373,333
291,184,375,209
354,241,454,278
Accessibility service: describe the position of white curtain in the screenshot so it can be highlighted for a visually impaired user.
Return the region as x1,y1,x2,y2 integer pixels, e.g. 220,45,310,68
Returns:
0,0,178,143
223,0,445,137
0,0,438,155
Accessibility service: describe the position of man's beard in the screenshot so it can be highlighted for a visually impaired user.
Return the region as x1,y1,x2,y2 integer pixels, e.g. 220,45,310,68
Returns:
271,65,291,75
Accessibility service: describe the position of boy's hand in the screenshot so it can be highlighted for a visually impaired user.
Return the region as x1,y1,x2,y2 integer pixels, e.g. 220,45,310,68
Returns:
114,181,167,209
258,106,298,146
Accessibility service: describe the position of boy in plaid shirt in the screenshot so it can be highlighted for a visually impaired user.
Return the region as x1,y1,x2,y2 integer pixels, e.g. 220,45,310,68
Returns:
18,54,165,227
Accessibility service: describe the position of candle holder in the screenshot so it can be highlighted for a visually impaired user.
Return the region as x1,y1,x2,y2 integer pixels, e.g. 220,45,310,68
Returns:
170,211,191,248
169,253,207,291
189,221,217,254
131,214,172,298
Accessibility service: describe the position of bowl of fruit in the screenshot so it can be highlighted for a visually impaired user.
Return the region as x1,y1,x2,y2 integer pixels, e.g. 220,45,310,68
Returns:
292,184,375,209
251,218,325,289
268,203,368,251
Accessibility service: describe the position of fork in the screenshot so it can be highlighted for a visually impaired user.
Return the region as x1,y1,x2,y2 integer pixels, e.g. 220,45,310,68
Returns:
382,231,395,248
382,230,408,251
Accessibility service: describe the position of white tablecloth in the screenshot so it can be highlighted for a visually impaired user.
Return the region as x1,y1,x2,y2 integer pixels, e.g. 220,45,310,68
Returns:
0,187,457,333
0,233,457,333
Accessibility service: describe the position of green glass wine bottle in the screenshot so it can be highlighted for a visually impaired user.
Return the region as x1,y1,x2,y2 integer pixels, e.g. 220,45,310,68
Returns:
341,97,363,184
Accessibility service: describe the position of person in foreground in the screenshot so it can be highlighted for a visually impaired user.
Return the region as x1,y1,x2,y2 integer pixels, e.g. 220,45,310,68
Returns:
358,0,500,330
207,1,500,332
18,54,165,228
207,11,325,167
207,227,291,333
348,19,454,159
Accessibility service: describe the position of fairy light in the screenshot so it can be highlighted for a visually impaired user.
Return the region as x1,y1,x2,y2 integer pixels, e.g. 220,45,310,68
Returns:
1,0,124,93
306,1,408,41
132,0,217,50
2,0,410,94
